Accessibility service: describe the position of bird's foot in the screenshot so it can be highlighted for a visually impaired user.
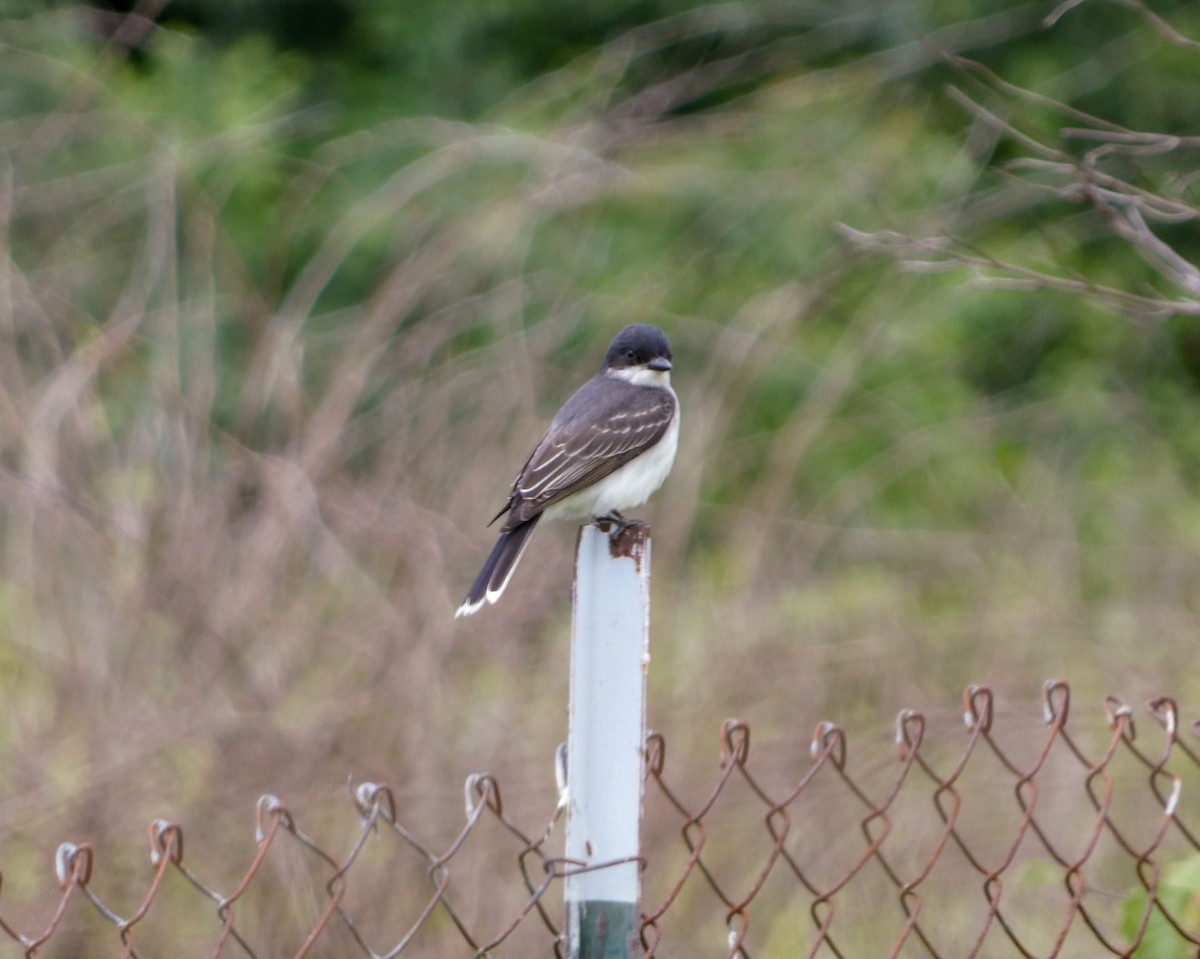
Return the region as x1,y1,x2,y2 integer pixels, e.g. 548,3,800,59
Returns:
595,511,647,544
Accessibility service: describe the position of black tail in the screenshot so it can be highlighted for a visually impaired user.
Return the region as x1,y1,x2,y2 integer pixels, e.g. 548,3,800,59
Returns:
455,516,541,617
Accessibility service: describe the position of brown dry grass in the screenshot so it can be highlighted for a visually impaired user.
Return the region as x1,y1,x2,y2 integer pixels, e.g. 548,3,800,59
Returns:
3,7,1200,954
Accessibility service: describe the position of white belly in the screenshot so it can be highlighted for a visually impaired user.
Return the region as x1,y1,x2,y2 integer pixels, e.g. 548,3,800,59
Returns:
545,409,679,521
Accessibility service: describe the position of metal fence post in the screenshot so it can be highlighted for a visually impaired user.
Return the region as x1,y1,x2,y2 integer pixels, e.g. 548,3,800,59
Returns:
564,522,651,959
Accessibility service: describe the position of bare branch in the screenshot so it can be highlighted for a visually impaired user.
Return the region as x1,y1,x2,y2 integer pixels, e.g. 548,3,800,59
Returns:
836,223,1200,320
1004,158,1200,221
943,85,1065,161
1045,0,1200,50
850,8,1200,325
1119,0,1200,51
1090,196,1200,296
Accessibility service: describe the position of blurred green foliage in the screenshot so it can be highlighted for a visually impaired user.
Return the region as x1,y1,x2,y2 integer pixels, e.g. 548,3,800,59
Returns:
2,0,1197,674
1122,854,1200,958
3,0,1200,952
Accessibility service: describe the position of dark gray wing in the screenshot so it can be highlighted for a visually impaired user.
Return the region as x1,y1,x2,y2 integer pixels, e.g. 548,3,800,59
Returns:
499,376,675,527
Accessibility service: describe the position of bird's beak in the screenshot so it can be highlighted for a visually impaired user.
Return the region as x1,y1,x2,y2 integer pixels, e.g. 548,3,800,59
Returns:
648,357,673,372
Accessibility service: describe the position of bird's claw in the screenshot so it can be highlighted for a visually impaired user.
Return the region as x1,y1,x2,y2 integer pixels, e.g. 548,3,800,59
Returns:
596,512,647,544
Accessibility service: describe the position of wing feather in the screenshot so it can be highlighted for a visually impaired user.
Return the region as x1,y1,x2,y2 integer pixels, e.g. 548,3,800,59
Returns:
499,377,675,527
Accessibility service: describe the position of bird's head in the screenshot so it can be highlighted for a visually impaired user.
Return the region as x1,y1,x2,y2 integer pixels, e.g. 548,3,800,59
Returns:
602,324,674,385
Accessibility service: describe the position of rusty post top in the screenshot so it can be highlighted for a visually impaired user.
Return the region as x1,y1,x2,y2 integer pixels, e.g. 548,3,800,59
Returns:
593,519,651,565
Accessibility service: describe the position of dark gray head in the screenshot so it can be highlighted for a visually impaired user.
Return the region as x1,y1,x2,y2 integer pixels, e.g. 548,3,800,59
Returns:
602,324,673,374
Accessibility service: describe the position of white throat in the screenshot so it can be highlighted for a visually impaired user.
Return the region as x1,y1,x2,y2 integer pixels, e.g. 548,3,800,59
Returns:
609,366,672,388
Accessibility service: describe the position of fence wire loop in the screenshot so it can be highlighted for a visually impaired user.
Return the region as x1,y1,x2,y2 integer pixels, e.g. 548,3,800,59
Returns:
719,718,750,765
645,731,666,776
353,780,398,826
4,682,1199,958
255,794,293,842
1042,678,1070,725
148,818,183,867
811,720,846,769
1103,695,1136,740
1148,696,1178,736
963,683,994,732
464,772,502,819
895,708,925,759
54,842,92,888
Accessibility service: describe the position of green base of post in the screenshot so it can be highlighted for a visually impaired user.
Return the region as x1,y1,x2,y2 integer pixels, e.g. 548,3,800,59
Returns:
566,900,640,959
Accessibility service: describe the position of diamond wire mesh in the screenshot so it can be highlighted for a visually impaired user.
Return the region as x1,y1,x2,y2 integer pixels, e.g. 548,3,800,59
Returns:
2,681,1198,958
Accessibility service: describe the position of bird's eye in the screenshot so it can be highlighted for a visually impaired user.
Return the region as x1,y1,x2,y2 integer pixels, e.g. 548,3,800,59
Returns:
625,349,636,360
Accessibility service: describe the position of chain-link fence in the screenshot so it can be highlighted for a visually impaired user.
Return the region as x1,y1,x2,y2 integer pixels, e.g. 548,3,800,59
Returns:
4,680,1198,957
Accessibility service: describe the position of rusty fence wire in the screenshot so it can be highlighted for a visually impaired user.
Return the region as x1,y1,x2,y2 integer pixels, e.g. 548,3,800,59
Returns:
3,680,1199,957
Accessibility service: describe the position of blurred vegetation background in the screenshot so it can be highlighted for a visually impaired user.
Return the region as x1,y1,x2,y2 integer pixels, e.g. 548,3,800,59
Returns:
3,0,1200,952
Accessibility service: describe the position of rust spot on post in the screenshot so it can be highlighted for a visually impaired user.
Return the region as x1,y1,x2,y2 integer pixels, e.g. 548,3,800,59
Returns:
595,520,650,569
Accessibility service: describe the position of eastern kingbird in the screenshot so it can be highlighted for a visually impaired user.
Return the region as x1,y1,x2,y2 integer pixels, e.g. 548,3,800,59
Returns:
455,324,679,617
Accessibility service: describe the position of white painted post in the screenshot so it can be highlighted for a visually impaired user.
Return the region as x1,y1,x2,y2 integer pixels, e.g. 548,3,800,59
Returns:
564,522,651,959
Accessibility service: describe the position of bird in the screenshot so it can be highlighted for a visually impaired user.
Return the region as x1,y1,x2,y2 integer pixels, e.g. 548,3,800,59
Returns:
455,324,679,617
